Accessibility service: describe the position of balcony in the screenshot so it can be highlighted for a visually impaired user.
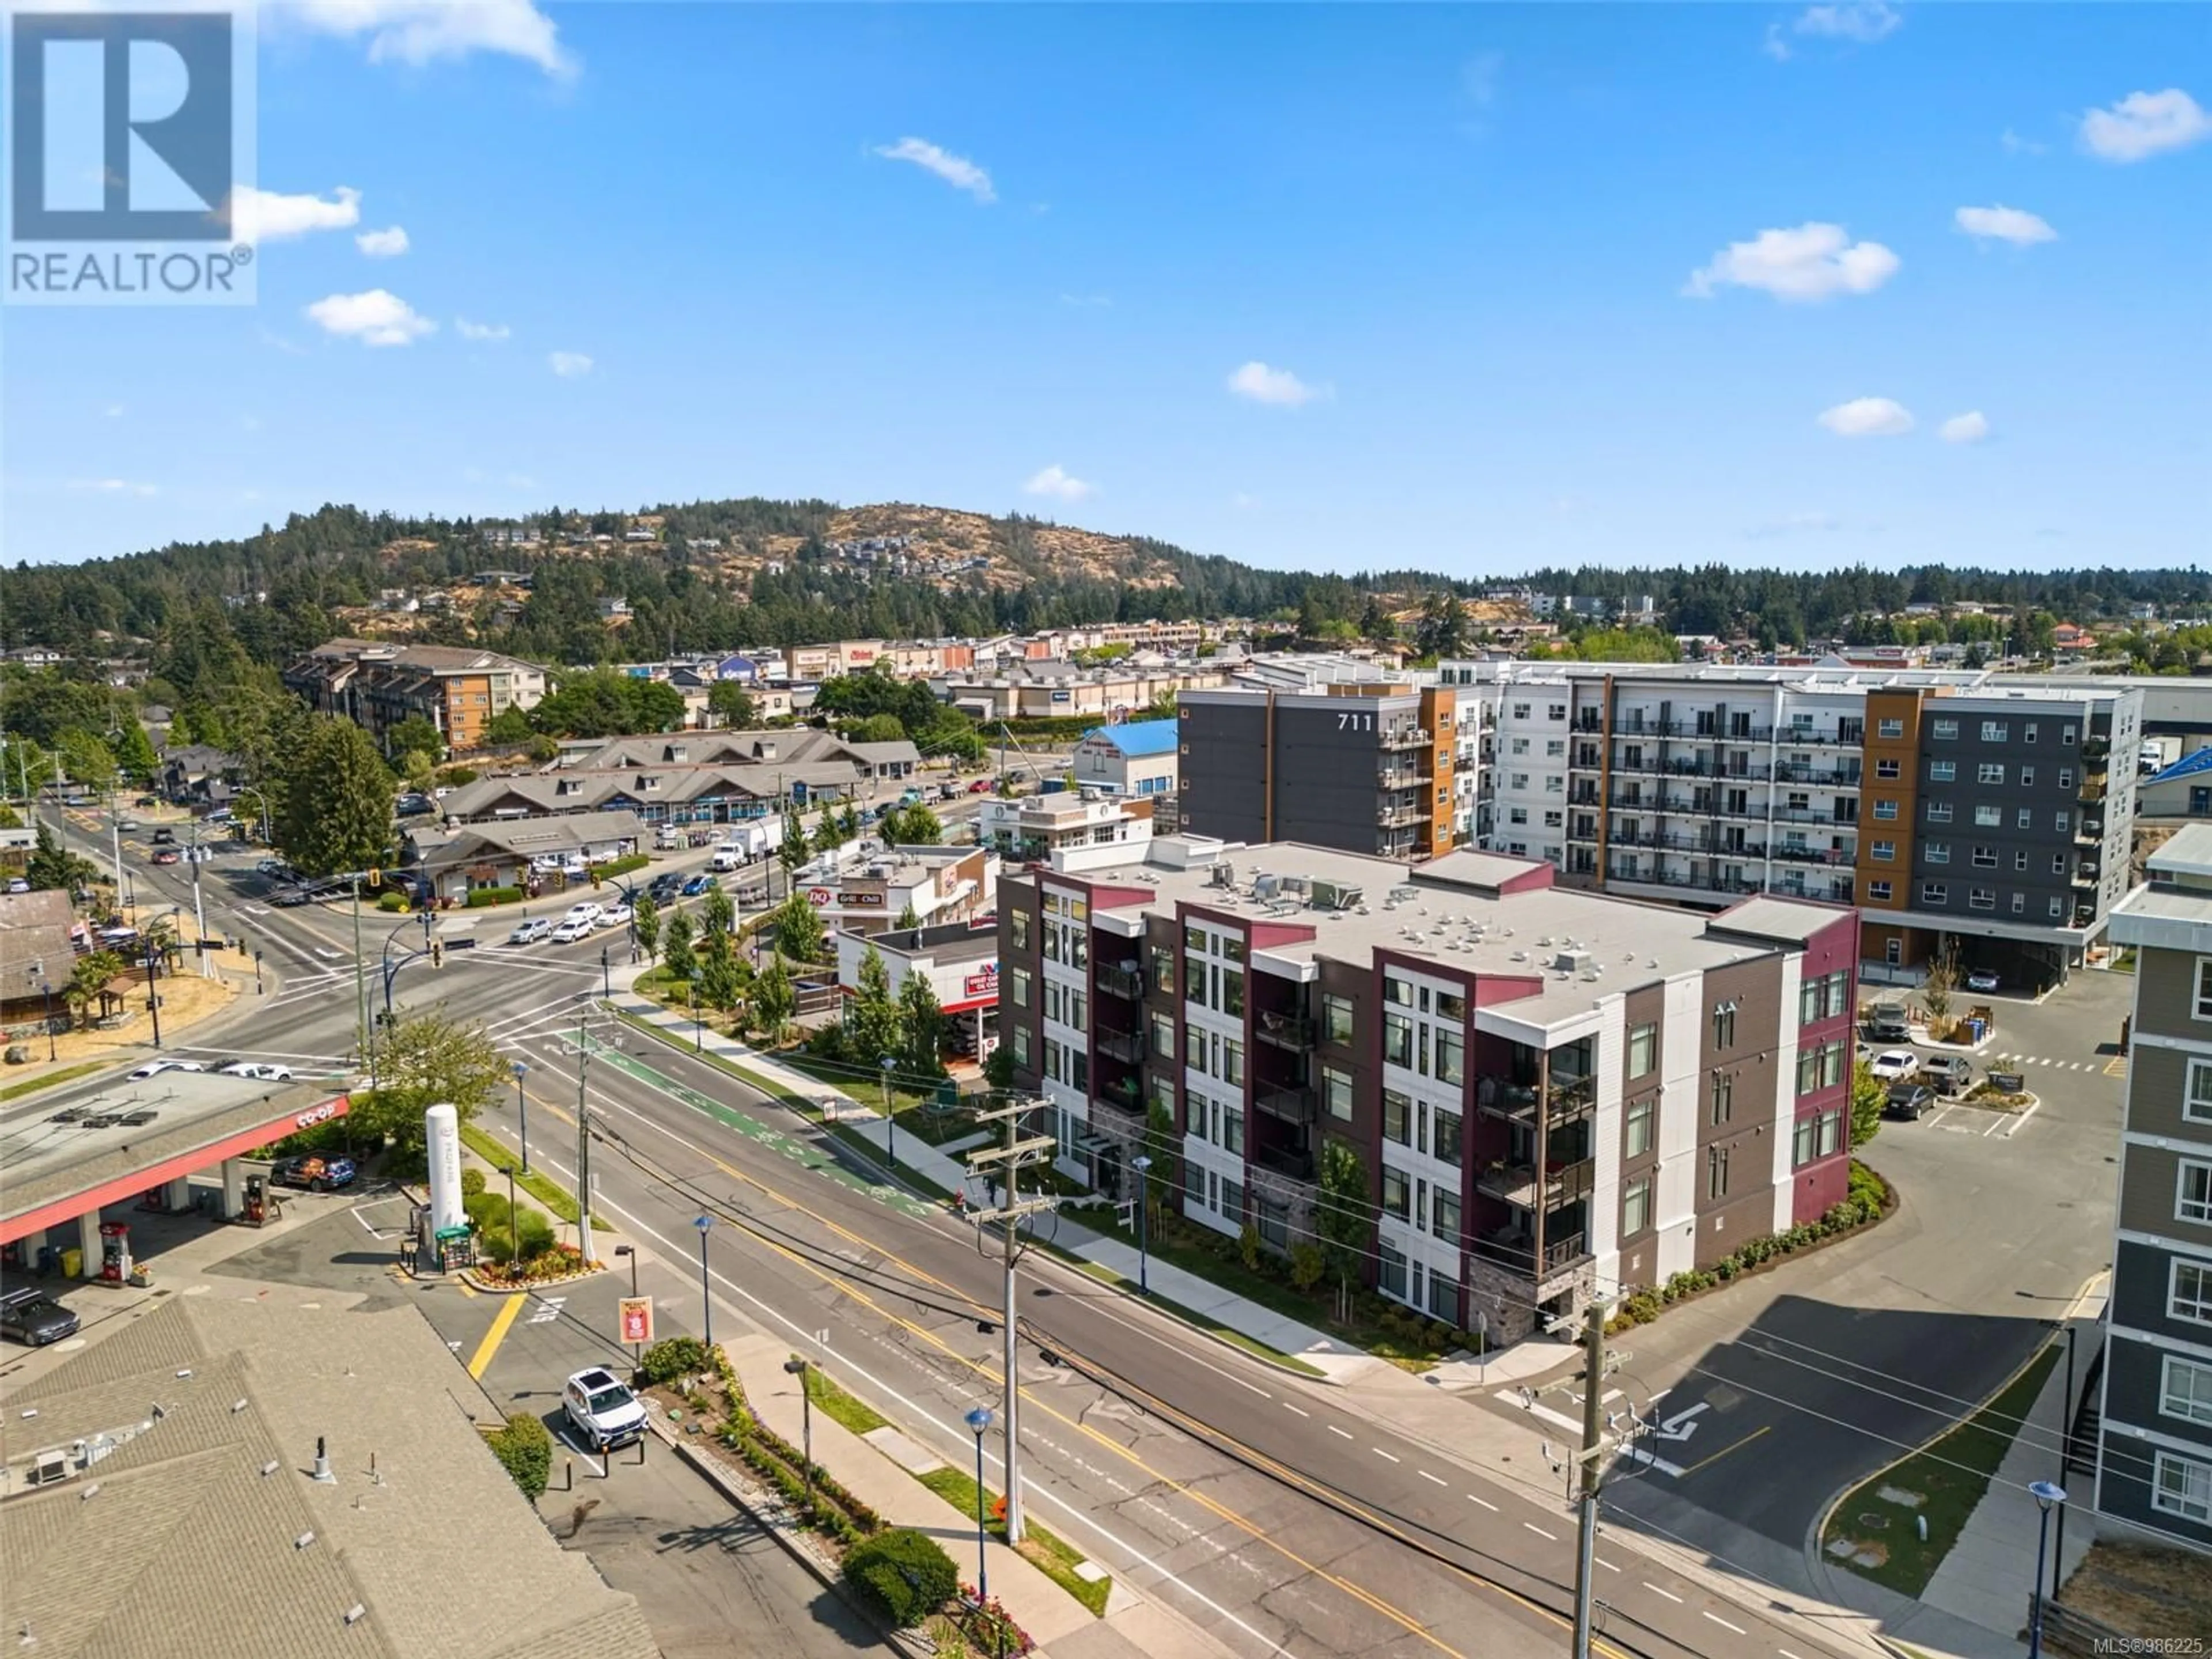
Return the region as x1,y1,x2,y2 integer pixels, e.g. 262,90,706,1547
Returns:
2083,737,2111,762
2073,906,2097,929
1472,1229,1590,1278
1770,843,1851,865
1256,1084,1316,1124
2075,820,2104,847
1476,1156,1596,1210
1096,961,1146,999
1095,1028,1146,1065
1098,1075,1143,1114
1569,786,1601,806
2071,864,2100,888
1773,764,1862,787
1253,1142,1315,1183
1254,1012,1316,1050
1378,802,1430,829
1380,727,1433,750
1378,766,1427,790
2080,778,2108,803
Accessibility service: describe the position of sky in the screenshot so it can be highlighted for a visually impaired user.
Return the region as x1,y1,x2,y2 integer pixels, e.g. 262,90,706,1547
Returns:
4,1,2208,577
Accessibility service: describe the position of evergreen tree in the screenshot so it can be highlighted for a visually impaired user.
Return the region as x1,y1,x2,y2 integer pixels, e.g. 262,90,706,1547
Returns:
896,967,944,1077
632,894,661,964
112,721,158,785
25,823,97,893
778,805,808,878
848,942,901,1067
698,926,741,1013
752,952,796,1043
275,716,394,877
700,884,735,937
813,801,842,856
661,908,696,981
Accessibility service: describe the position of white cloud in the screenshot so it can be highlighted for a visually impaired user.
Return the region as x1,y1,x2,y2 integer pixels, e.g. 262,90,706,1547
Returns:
1684,221,1899,301
1793,2,1902,43
455,317,511,342
280,0,574,78
1023,465,1096,503
1762,24,1793,60
355,225,410,257
1461,51,1503,107
229,184,360,243
872,137,995,203
1817,396,1915,437
304,288,435,347
1940,411,1991,444
71,478,159,497
548,351,593,378
2078,88,2212,162
1228,361,1325,407
2001,127,2049,156
1955,204,2056,245
102,403,124,419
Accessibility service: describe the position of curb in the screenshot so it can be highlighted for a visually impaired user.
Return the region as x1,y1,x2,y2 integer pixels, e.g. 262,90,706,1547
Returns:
459,1262,606,1294
648,1416,934,1659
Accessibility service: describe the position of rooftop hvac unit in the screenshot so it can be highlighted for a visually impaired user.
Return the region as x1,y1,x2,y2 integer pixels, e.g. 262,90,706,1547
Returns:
1211,862,1236,888
1554,949,1595,974
1255,874,1281,900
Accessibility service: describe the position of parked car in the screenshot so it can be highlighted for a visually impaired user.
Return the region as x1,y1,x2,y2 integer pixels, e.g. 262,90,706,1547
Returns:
133,794,159,808
563,1366,647,1451
4,878,26,894
1884,1084,1936,1121
150,828,176,846
1965,969,2001,994
595,902,632,930
647,874,683,904
550,918,594,944
1868,1049,1919,1081
734,884,771,906
1918,1055,1975,1094
127,1058,205,1080
1863,1002,1911,1043
564,900,601,923
510,916,554,945
681,874,715,896
0,1286,80,1347
270,1154,356,1191
219,1061,296,1082
204,808,233,825
968,778,993,794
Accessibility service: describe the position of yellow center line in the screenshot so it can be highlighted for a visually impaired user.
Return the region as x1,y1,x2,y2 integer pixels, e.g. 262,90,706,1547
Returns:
467,1291,527,1378
1675,1422,1770,1479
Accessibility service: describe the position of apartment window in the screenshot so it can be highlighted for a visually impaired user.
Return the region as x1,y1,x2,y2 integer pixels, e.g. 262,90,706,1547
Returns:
1796,1039,1846,1094
1384,976,1413,1007
1923,882,1948,905
1793,1113,1819,1167
1010,911,1031,949
1546,740,1566,759
1969,888,1996,911
2053,854,2067,876
1978,763,2006,785
2163,1356,2212,1427
2020,767,2035,787
1151,945,1176,996
2025,723,2038,744
1627,1022,1657,1080
1706,1145,1731,1201
1546,776,1564,793
1710,1070,1734,1125
2062,725,2077,746
1981,721,2009,742
1012,1027,1031,1066
1877,758,1901,780
2179,1160,2212,1225
1434,1107,1463,1166
1877,717,1903,738
1975,805,2002,827
2015,850,2029,871
1512,702,1531,720
2195,959,2212,1020
1224,1039,1245,1088
2187,1058,2212,1124
1800,968,1849,1024
1625,1097,1653,1158
1973,846,1997,868
1550,704,1567,721
1011,968,1032,1009
1151,1012,1175,1058
2152,1451,2212,1525
1869,880,1892,901
1382,1089,1412,1145
1320,1066,1354,1121
1323,994,1354,1044
1381,1166,1411,1221
2175,1259,2212,1325
1712,1002,1737,1048
1512,774,1529,789
2056,810,2074,834
1509,807,1529,826
2050,897,2064,919
2012,893,2026,914
1384,1013,1414,1069
1223,969,1245,1018
1929,760,1956,782
1931,718,1957,741
1927,842,1950,863
2059,769,2074,789
1511,737,1530,755
2018,808,2033,830
1435,1028,1465,1086
1622,1177,1652,1237
1927,801,1953,823
1544,809,1563,828
1223,1107,1244,1156
1432,1190,1461,1245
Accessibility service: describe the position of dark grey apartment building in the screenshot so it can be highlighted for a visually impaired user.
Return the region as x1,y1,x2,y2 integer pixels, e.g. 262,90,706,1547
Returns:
1177,687,1462,859
2101,831,2212,1550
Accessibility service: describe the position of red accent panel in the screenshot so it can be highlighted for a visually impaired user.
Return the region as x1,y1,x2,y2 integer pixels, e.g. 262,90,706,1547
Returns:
1249,922,1318,950
1496,864,1556,895
1,1093,351,1245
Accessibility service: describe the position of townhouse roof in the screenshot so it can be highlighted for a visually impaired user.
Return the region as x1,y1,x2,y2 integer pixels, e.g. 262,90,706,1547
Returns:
1081,719,1179,758
421,810,645,869
0,889,77,988
0,1296,658,1659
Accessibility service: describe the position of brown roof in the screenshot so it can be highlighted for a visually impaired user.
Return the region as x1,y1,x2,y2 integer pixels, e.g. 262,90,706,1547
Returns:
0,889,78,994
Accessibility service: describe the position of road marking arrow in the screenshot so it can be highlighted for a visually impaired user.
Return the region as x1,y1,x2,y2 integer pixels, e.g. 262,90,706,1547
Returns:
1652,1401,1708,1443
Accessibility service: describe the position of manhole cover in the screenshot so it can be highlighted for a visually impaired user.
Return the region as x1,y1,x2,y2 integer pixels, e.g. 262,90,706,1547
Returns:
1858,1513,1889,1531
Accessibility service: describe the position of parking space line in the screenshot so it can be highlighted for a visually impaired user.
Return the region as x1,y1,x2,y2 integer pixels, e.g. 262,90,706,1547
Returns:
467,1293,526,1379
1419,1469,1446,1486
1644,1584,1683,1604
1467,1494,1498,1512
1702,1612,1747,1635
1523,1522,1556,1541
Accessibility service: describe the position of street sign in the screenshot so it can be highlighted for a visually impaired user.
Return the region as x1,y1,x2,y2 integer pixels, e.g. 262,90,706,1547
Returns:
618,1296,654,1346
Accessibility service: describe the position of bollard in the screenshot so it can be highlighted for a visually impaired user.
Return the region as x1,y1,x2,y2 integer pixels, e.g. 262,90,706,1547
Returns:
634,1436,647,1466
562,1457,573,1492
601,1445,611,1480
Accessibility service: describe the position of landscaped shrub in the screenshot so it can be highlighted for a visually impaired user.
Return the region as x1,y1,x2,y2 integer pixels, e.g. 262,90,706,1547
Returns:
843,1527,959,1627
465,885,522,908
487,1411,553,1498
464,1190,506,1229
596,853,650,879
478,1207,555,1265
461,1168,487,1197
376,889,408,912
1237,1222,1264,1272
1288,1241,1325,1292
641,1336,713,1385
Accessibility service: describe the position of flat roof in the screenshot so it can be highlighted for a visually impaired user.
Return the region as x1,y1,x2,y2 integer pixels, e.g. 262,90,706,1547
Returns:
1027,843,1842,1027
1,1072,350,1244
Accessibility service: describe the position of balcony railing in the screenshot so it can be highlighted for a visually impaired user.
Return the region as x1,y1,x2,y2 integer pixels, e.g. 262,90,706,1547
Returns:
2081,779,2108,802
1773,764,1863,787
2075,821,2104,846
1254,1142,1315,1183
1476,1156,1595,1209
1095,1028,1146,1065
2083,737,2111,762
1569,786,1601,806
1098,1075,1142,1113
1256,1084,1316,1124
2071,865,2099,887
1776,726,1864,748
2073,907,2097,929
1096,961,1145,999
1471,1229,1590,1278
1378,803,1430,828
1255,1012,1316,1050
1378,767,1427,790
1380,727,1433,750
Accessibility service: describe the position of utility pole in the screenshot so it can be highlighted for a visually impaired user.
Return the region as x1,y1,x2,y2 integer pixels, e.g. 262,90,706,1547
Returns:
353,874,371,1080
1571,1298,1609,1659
106,782,124,908
965,1095,1056,1547
575,1002,598,1266
188,819,212,978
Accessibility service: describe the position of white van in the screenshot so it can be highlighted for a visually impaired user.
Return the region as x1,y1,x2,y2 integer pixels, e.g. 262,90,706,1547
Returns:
656,825,685,851
710,850,742,872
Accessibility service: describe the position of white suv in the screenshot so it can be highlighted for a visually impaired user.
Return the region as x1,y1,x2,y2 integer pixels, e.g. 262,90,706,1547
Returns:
562,1366,646,1450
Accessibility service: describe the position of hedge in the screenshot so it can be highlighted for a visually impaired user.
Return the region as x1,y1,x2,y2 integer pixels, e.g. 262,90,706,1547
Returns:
596,853,650,880
842,1528,958,1627
487,1411,552,1498
375,890,409,912
465,885,522,908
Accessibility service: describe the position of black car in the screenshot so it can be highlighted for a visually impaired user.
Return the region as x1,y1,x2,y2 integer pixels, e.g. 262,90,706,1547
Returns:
1,1286,81,1346
1885,1083,1936,1121
647,874,684,902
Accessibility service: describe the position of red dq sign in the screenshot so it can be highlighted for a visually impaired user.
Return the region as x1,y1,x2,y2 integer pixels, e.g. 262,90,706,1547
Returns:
618,1296,654,1346
807,887,834,907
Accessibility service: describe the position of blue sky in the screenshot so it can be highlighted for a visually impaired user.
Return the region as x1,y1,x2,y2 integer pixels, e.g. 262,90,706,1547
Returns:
5,2,2207,575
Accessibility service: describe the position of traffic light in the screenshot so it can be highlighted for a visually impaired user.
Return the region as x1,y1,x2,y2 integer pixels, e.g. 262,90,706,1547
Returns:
367,868,381,890
430,940,444,968
590,868,601,888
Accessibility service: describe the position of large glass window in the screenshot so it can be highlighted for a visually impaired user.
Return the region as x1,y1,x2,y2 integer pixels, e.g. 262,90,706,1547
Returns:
1627,1023,1657,1080
1381,1166,1411,1219
2180,1161,2212,1226
1383,1013,1414,1069
2162,1356,2212,1427
1323,994,1355,1044
1435,1029,1464,1086
2153,1452,2212,1525
1433,1108,1463,1166
1322,1066,1354,1120
1622,1177,1651,1237
1382,1090,1412,1145
1432,1190,1461,1244
1624,1097,1653,1158
2176,1259,2212,1325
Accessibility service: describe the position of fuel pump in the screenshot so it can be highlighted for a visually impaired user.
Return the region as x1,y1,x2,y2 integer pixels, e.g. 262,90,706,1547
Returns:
98,1222,131,1283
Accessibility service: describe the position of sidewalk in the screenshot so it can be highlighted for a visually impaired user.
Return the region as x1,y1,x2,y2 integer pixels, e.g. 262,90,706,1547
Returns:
725,1329,1231,1659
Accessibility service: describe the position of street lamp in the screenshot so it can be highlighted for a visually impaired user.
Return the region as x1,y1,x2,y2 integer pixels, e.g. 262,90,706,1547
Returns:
601,944,611,999
1130,1154,1153,1295
512,1060,531,1174
2028,1480,2067,1659
964,1406,995,1607
691,984,702,1054
783,1357,815,1508
693,1214,715,1353
881,1054,897,1171
501,1165,519,1272
615,1244,640,1363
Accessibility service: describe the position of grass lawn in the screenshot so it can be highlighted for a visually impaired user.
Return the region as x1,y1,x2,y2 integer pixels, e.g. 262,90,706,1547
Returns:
1822,1341,2063,1597
0,1061,104,1103
457,1121,607,1229
1067,1257,1327,1377
800,1359,889,1437
912,1464,1112,1616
